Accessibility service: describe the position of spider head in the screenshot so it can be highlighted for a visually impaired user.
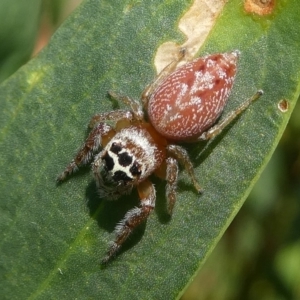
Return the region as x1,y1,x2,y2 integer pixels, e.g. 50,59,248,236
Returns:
100,126,165,187
102,141,142,185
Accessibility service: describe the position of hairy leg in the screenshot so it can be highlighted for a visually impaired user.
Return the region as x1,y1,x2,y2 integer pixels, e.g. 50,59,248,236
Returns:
167,144,202,194
56,123,114,182
108,91,144,122
101,179,156,264
198,90,263,141
165,157,179,215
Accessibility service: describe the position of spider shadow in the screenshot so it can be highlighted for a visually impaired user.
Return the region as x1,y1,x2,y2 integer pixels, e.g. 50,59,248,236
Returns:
84,175,176,259
186,116,240,168
151,177,173,223
85,180,148,258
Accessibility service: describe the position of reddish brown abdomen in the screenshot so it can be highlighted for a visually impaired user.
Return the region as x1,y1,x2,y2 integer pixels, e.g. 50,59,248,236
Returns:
148,51,239,141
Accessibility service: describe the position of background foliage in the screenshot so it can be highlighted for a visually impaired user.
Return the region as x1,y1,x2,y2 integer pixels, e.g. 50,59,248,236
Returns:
0,0,299,299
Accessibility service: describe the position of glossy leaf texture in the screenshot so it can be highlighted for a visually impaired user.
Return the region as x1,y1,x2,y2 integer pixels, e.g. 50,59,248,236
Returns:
0,0,299,299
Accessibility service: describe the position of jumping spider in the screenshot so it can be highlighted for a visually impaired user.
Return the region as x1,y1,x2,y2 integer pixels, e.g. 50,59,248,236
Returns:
57,50,262,264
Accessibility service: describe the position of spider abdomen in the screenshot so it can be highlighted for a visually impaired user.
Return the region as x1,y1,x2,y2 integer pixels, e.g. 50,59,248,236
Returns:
148,51,239,142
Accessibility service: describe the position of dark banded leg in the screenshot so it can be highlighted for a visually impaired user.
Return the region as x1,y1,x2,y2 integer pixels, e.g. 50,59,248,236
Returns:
56,123,114,182
198,90,263,141
167,144,202,194
108,91,144,122
165,157,179,215
101,179,156,264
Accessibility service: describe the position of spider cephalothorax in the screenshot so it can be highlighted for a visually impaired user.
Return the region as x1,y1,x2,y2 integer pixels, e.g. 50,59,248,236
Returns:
57,50,262,264
94,124,166,198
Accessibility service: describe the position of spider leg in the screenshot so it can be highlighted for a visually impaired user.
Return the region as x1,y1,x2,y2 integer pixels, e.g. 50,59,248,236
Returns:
107,91,144,122
141,48,186,108
165,157,179,215
91,150,105,192
198,90,263,141
89,110,134,128
56,123,114,182
101,179,155,264
167,144,202,194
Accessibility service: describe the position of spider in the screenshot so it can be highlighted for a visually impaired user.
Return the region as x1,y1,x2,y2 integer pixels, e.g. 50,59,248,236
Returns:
57,49,262,264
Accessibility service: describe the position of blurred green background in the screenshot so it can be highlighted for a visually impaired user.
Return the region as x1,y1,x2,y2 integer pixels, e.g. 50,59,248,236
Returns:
1,0,299,299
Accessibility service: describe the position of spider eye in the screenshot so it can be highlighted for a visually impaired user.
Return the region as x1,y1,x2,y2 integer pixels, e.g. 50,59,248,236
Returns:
110,142,122,154
118,151,132,167
130,161,142,177
112,170,132,182
102,151,114,171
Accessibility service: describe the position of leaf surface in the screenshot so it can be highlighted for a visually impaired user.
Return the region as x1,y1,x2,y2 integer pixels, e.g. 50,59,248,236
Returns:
0,0,299,299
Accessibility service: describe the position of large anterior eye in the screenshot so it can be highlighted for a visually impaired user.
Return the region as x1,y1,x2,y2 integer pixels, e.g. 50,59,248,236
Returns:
130,161,142,177
118,151,132,167
110,142,122,154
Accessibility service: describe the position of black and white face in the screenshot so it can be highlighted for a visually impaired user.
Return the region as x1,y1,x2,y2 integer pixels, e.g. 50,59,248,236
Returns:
102,141,142,184
101,126,160,185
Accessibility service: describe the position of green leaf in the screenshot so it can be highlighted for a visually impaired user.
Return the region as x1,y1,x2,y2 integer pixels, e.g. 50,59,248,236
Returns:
0,0,42,83
0,0,299,299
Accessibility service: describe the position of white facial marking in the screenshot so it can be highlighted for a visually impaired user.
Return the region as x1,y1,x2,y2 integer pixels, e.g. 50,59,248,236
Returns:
104,126,160,182
107,149,134,181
